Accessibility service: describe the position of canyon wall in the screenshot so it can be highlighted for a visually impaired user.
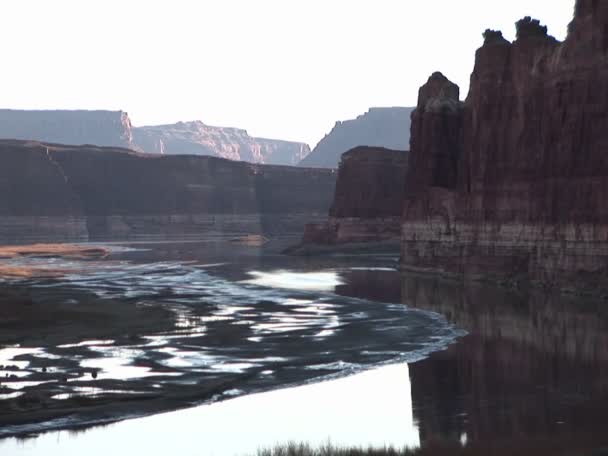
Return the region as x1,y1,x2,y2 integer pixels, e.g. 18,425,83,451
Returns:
0,140,335,242
401,1,608,293
0,110,137,150
133,121,311,165
301,146,408,246
298,107,413,168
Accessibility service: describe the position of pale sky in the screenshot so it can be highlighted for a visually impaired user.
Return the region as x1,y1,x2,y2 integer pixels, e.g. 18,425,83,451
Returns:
1,0,574,147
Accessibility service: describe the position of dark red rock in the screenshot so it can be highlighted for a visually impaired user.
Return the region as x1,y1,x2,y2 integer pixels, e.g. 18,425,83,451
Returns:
300,146,408,246
401,0,608,294
0,140,335,242
405,72,462,198
330,147,409,218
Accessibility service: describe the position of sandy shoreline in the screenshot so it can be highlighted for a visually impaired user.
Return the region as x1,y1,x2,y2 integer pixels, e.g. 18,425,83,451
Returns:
0,244,109,278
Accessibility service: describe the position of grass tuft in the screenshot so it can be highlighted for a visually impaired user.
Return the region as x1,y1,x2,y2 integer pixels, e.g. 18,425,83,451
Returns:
255,442,418,456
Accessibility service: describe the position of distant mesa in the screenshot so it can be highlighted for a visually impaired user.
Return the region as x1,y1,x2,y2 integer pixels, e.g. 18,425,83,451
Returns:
298,107,414,169
133,120,311,166
0,109,137,150
0,110,311,166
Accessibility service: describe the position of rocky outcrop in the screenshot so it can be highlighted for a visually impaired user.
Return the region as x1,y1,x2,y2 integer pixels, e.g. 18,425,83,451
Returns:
0,140,335,242
401,1,608,294
0,110,137,150
299,146,408,247
133,121,311,165
298,107,413,168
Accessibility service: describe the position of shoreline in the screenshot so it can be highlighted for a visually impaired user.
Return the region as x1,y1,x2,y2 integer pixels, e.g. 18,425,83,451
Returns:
0,242,459,440
283,240,400,256
0,244,109,279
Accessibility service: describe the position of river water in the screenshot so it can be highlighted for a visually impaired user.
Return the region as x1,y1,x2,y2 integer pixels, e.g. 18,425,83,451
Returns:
1,240,608,455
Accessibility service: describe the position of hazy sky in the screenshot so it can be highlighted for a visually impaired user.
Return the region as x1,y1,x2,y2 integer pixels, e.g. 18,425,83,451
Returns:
1,1,574,147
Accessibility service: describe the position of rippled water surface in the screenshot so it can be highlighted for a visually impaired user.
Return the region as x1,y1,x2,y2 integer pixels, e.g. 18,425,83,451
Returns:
0,240,463,439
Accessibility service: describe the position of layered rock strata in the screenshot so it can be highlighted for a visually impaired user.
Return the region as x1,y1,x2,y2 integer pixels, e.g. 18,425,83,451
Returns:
133,121,311,165
401,2,608,293
0,140,335,242
301,146,408,246
298,107,413,168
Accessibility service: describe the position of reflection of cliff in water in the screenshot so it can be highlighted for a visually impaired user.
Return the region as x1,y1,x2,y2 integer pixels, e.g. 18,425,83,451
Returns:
402,274,608,449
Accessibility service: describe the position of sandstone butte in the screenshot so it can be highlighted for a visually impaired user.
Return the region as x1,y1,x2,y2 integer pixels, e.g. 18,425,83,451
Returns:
301,146,408,246
0,140,336,243
401,0,608,294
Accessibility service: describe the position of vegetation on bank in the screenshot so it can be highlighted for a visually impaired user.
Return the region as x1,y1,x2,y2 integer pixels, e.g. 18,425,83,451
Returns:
255,442,417,456
254,441,608,456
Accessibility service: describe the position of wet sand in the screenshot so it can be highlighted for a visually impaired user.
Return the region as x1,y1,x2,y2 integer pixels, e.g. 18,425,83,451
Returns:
0,244,108,278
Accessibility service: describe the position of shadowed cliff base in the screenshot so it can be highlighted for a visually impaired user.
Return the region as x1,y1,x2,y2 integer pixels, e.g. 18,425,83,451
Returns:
400,1,608,295
284,239,400,256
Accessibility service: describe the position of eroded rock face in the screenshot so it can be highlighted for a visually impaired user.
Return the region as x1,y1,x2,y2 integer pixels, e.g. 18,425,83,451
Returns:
298,107,414,169
0,110,137,150
301,146,408,245
133,121,311,166
0,140,335,242
401,0,608,294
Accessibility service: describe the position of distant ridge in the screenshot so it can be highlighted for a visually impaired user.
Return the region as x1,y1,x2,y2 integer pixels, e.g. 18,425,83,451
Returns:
0,109,137,150
133,120,310,165
0,110,311,166
298,107,413,169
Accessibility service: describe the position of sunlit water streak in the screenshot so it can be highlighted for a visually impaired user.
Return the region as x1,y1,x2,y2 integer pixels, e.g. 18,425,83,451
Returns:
0,250,464,440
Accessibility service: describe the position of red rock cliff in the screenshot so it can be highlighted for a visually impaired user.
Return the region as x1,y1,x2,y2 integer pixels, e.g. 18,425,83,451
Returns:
402,0,608,293
301,146,408,246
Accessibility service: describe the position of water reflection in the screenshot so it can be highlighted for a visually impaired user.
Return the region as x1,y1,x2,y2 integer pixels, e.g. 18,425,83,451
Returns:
0,363,420,456
0,243,460,439
402,274,608,452
244,270,344,291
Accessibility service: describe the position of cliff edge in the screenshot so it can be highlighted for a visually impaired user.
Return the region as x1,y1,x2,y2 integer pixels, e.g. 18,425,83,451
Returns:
401,0,608,294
